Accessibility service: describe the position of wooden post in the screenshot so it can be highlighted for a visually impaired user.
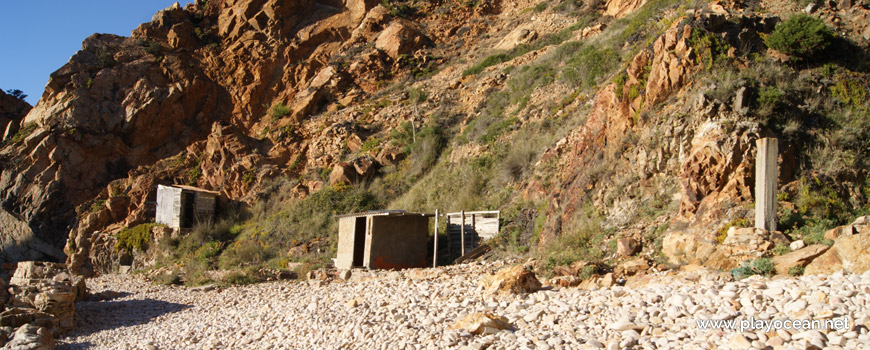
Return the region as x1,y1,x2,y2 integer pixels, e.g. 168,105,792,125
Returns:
755,138,778,231
446,215,451,257
472,214,477,249
460,210,466,256
433,209,439,268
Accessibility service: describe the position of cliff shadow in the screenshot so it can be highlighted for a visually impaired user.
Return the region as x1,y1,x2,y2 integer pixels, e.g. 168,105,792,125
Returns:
58,298,191,345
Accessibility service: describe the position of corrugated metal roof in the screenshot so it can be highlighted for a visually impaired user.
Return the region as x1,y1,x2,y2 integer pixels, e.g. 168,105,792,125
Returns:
337,210,434,218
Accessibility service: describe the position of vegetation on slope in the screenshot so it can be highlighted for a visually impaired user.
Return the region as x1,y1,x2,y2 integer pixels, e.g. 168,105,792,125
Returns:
126,0,869,285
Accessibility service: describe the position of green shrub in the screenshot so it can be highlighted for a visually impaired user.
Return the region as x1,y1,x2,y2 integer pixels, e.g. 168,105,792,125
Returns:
89,199,106,214
381,0,416,18
249,180,383,248
116,223,158,253
463,53,514,76
765,14,832,58
179,219,242,255
195,241,223,262
538,204,609,271
218,238,269,269
495,138,539,185
687,29,729,69
560,45,621,89
753,258,775,275
788,265,805,276
772,244,790,256
796,178,849,223
793,220,835,246
757,86,784,117
5,123,37,146
391,122,446,177
360,137,382,153
461,17,592,77
144,41,166,57
830,77,868,109
731,258,775,279
220,269,261,286
271,103,291,120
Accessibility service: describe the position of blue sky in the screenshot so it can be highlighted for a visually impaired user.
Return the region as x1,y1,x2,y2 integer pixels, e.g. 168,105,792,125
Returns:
0,1,195,105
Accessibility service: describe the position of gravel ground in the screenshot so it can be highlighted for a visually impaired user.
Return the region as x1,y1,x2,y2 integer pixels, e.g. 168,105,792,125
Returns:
57,261,870,350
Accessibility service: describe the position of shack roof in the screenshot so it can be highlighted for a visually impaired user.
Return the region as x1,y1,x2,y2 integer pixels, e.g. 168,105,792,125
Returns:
165,184,220,195
338,210,434,218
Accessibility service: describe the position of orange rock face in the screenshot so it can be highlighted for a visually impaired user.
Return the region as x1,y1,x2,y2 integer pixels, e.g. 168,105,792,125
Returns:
0,0,443,267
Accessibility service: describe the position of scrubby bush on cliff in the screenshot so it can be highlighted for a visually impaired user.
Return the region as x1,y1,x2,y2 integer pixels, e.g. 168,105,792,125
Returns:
765,14,833,58
116,223,159,253
270,103,291,121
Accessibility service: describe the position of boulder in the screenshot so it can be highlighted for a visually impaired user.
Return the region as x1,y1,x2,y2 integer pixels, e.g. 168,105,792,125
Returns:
451,312,512,334
615,258,649,276
0,308,57,331
3,324,54,350
351,156,377,179
789,240,806,251
771,245,829,275
578,273,616,290
479,265,541,294
616,238,639,257
604,0,648,18
328,162,357,185
375,143,405,167
548,276,580,287
374,20,430,59
805,234,870,275
662,230,715,265
494,28,537,51
7,262,79,334
824,224,856,241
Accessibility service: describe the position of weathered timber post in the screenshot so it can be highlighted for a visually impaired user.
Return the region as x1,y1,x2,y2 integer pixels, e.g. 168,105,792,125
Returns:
460,210,466,256
433,209,439,268
755,138,778,231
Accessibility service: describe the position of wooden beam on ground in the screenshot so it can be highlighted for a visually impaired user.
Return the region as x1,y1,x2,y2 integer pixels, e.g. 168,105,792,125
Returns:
454,244,491,264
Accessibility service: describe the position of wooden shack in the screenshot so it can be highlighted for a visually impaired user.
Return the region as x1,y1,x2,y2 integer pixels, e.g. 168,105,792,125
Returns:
446,211,500,256
335,210,432,270
155,185,218,229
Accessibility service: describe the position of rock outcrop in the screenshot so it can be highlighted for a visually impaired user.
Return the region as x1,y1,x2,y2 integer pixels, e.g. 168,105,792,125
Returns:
2,323,54,350
0,90,31,142
1,261,81,349
0,0,443,266
6,262,83,334
805,218,870,275
772,244,829,275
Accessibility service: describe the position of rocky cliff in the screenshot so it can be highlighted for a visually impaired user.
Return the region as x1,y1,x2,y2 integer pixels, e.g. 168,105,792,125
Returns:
0,90,31,142
1,0,869,279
